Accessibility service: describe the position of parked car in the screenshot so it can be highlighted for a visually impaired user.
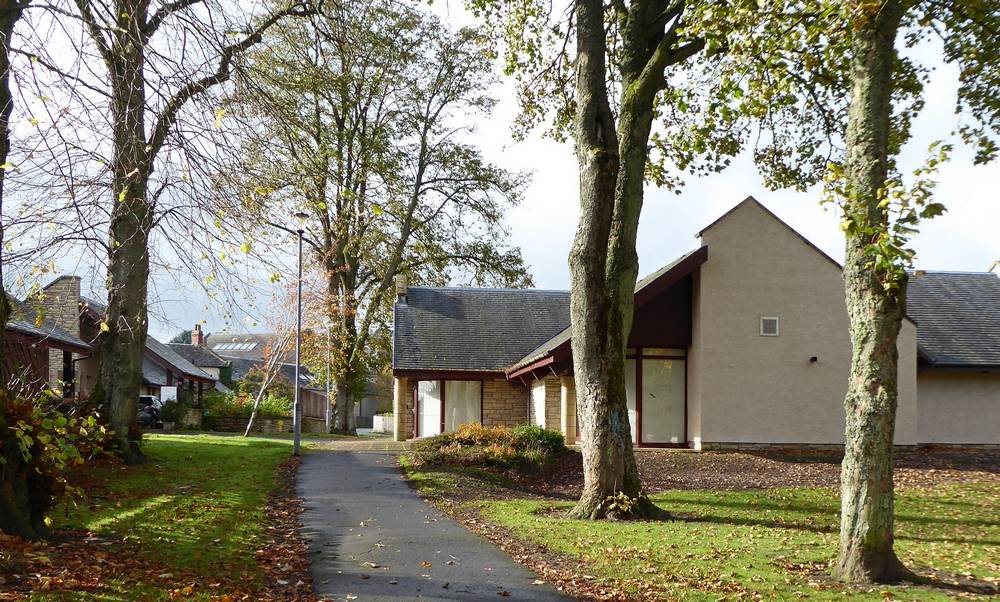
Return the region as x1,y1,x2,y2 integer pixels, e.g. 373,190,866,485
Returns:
137,395,162,429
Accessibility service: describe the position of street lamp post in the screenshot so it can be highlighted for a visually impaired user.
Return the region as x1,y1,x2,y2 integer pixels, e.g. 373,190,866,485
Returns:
293,211,308,456
325,321,332,433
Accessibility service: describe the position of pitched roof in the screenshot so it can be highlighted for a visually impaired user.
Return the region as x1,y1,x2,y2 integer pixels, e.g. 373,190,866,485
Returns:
167,343,228,368
142,357,168,386
145,336,213,381
222,356,315,387
81,295,215,380
204,333,276,360
507,246,708,374
393,287,571,373
5,296,90,352
907,272,1000,368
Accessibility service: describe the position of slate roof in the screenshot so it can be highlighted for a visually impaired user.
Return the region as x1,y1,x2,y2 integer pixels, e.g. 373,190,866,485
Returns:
393,287,572,373
142,357,168,386
81,295,214,380
145,336,213,381
5,296,90,351
907,271,1000,367
204,333,276,360
167,343,228,368
222,356,315,387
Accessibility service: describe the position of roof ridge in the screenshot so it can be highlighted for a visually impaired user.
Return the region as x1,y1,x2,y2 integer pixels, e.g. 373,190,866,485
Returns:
911,270,998,276
407,286,570,293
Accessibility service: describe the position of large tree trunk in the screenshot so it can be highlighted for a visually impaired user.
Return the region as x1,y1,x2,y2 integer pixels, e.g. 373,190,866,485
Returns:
835,0,909,583
566,0,688,520
566,0,662,520
0,0,21,337
98,1,152,464
0,0,49,540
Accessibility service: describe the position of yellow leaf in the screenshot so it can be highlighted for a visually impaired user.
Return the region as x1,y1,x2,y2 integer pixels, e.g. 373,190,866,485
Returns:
99,321,110,333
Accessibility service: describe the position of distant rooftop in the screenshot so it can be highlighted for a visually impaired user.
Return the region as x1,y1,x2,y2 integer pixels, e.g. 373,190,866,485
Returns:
908,271,1000,368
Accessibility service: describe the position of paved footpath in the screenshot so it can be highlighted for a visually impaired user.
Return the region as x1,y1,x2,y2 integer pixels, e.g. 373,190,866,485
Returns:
298,450,570,601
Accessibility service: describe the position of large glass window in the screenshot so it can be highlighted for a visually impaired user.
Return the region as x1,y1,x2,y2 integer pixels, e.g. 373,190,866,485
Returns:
445,380,482,432
417,380,442,437
641,358,685,444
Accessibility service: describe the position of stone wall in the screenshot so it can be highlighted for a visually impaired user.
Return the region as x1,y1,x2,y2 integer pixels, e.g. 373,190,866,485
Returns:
482,378,528,428
393,375,530,439
212,416,292,433
393,377,411,441
542,376,560,429
41,276,81,392
302,417,327,434
559,376,577,443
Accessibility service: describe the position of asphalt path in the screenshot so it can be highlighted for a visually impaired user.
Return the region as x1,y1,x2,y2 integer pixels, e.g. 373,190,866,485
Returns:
298,450,570,601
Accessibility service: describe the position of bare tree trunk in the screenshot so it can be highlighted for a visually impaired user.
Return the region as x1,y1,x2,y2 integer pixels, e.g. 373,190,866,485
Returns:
835,0,910,583
97,0,152,464
244,330,292,436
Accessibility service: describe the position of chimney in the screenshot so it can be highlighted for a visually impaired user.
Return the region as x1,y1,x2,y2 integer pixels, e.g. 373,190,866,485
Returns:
192,323,205,346
394,274,408,303
41,275,82,391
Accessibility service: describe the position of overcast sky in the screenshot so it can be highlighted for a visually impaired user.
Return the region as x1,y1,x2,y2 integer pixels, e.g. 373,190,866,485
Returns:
39,7,996,341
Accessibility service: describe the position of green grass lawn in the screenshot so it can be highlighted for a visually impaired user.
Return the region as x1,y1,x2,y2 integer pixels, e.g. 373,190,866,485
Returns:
406,465,999,600
28,434,293,601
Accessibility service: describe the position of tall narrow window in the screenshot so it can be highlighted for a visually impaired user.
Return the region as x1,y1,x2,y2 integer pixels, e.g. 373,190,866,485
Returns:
417,381,442,437
61,351,74,398
530,381,546,426
444,380,482,432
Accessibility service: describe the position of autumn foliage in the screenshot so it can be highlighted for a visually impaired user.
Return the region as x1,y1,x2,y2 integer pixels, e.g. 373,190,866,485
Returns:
0,390,109,540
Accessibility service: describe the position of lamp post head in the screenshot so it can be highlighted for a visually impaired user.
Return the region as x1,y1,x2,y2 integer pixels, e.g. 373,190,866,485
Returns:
294,211,309,234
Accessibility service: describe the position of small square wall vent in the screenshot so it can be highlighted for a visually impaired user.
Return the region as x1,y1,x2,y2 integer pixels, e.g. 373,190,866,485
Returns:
760,316,779,337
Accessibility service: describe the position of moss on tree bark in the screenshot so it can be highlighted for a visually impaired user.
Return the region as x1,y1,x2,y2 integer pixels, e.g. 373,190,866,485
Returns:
835,0,911,584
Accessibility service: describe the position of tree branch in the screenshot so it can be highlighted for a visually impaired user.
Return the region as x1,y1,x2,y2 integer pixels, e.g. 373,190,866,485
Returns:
143,0,204,37
145,0,318,166
72,0,112,66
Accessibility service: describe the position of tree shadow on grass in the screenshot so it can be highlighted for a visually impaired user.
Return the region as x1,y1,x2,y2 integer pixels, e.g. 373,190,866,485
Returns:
667,495,999,530
677,512,1000,547
905,568,1000,597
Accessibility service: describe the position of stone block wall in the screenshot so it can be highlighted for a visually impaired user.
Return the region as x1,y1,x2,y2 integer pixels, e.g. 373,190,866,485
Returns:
302,417,327,434
41,276,81,392
211,416,292,433
393,377,412,441
560,376,577,443
482,378,528,428
542,376,561,429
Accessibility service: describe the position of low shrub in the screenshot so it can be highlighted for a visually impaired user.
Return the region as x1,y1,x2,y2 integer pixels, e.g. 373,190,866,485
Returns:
202,390,291,419
407,423,568,472
511,424,565,451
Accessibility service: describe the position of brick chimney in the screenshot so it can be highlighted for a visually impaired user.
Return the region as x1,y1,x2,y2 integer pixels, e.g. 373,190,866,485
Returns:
41,275,82,392
192,323,205,346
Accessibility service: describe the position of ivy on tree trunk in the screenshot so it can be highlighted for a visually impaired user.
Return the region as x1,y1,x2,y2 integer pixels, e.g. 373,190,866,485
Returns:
835,0,910,584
